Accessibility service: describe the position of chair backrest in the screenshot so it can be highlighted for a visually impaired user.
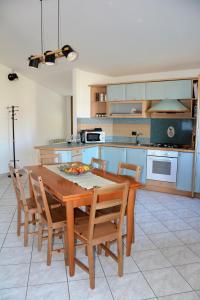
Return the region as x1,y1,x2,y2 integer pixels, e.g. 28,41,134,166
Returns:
9,164,28,212
88,183,129,242
91,157,106,171
117,162,141,182
29,172,52,225
40,152,60,165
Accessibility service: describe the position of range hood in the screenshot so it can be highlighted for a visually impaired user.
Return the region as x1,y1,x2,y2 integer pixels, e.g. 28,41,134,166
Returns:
148,99,189,113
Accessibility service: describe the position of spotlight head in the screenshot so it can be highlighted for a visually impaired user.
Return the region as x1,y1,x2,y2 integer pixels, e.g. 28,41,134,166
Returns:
29,56,40,68
44,51,56,65
61,45,78,61
8,73,18,81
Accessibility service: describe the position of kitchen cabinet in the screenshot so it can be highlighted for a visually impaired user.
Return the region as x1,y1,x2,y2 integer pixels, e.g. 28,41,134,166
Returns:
126,148,147,183
146,80,192,100
176,152,193,191
57,150,72,163
164,80,192,99
125,83,146,100
101,146,126,173
195,153,200,193
82,146,99,164
107,84,126,101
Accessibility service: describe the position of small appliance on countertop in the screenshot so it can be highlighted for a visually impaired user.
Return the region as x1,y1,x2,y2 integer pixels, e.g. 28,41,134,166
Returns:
80,128,105,143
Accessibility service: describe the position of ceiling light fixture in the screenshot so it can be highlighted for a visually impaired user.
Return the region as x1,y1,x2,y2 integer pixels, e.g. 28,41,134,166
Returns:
28,0,78,68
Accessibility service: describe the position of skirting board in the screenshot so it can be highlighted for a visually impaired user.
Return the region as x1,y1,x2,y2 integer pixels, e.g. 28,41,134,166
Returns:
143,179,193,198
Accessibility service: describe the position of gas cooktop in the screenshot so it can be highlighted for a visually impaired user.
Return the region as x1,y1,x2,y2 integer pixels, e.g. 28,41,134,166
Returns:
152,143,182,148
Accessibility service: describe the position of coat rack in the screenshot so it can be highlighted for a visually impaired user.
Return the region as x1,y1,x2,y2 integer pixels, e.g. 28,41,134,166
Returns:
7,105,21,176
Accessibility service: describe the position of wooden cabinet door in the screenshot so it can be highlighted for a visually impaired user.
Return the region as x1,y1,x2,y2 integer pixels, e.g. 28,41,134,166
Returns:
101,146,126,173
126,148,147,183
126,83,146,100
82,147,99,165
176,152,193,191
107,84,126,101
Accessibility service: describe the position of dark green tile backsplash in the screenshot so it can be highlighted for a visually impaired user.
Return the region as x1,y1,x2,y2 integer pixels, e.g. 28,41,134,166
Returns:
150,119,193,145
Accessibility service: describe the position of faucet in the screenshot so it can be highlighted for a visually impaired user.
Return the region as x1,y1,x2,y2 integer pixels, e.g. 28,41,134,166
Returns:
136,132,142,145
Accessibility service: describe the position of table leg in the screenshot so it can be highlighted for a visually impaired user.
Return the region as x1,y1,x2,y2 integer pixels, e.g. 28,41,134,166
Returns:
126,189,136,256
66,201,75,276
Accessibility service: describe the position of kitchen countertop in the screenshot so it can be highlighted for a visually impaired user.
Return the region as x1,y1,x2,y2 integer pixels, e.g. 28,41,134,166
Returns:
35,142,195,153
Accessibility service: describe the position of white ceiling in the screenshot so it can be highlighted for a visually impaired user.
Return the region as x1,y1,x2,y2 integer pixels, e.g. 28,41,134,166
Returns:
0,0,200,95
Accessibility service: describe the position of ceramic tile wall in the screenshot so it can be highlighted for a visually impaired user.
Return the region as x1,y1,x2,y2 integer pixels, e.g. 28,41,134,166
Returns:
77,118,151,144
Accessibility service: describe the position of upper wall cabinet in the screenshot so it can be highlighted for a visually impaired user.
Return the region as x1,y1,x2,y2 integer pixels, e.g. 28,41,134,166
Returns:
107,84,126,101
125,83,146,100
146,80,193,100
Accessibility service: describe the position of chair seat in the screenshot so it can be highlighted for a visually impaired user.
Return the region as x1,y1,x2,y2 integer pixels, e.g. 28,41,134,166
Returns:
75,217,117,242
48,207,88,225
26,197,37,212
46,192,61,207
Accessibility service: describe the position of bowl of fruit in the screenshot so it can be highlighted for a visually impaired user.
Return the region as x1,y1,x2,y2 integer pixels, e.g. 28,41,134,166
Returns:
58,162,93,175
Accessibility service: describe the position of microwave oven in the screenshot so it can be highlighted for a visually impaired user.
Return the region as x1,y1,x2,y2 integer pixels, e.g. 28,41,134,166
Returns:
80,131,105,143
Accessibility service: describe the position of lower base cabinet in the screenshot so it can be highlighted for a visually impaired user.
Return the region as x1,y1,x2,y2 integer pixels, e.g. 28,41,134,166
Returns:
126,148,147,184
56,150,72,163
176,152,193,192
101,146,147,183
101,147,126,174
82,147,99,164
195,153,200,193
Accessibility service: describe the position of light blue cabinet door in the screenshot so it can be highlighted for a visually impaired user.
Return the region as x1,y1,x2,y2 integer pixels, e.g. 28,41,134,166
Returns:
145,81,165,100
57,150,72,163
164,80,192,99
195,153,200,193
126,148,147,183
126,83,146,100
176,152,193,191
82,147,99,164
101,147,126,173
146,80,192,100
107,84,126,101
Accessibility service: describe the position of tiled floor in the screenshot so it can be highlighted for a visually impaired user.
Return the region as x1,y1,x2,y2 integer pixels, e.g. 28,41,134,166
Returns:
1,174,200,300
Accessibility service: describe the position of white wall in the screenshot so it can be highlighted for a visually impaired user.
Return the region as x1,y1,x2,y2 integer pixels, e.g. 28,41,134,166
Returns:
0,63,67,174
73,68,200,132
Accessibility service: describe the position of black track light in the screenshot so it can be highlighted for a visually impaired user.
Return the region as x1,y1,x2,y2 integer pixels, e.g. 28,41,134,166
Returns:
62,45,78,61
44,51,56,65
29,56,40,68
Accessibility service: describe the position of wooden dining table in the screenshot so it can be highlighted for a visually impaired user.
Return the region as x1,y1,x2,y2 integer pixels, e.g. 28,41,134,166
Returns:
26,165,142,276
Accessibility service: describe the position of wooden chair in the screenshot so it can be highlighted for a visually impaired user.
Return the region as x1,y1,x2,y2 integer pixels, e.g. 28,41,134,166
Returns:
91,157,106,171
30,172,86,266
118,162,141,181
74,182,129,289
40,152,60,165
9,165,38,247
98,162,141,246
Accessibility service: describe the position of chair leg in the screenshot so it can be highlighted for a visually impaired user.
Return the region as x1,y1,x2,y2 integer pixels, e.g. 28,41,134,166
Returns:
63,226,68,266
117,237,123,277
24,213,29,247
17,205,21,236
87,245,95,289
32,213,36,225
97,245,102,255
132,219,135,243
105,241,110,257
47,228,53,266
38,222,43,251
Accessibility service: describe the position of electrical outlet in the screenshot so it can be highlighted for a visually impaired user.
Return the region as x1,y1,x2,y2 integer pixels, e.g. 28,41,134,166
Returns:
131,131,137,136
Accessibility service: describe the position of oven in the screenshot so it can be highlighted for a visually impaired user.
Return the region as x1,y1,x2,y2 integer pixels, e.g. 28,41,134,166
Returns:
147,150,178,182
